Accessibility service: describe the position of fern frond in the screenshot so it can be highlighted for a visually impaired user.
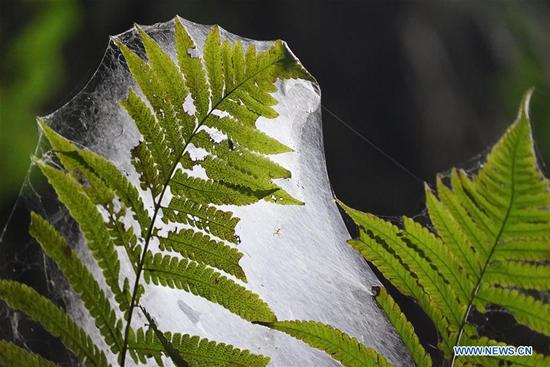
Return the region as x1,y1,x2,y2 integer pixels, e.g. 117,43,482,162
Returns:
493,239,550,261
434,175,490,261
0,341,58,367
30,211,126,332
340,90,550,365
29,212,124,353
38,120,115,205
38,119,150,234
36,161,130,309
156,228,246,281
114,35,187,157
129,327,270,367
142,252,275,322
26,18,312,367
0,281,110,367
199,156,302,205
374,288,432,367
134,25,189,128
257,320,391,367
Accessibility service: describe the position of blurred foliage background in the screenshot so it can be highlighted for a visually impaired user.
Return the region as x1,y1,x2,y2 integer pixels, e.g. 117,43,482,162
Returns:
0,0,549,363
0,0,80,207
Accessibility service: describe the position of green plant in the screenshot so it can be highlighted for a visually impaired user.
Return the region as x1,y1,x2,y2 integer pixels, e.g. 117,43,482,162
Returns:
0,19,312,366
0,0,79,203
259,92,549,366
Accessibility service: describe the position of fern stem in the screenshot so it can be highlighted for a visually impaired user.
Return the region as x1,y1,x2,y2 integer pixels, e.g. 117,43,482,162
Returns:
450,128,520,367
119,58,282,367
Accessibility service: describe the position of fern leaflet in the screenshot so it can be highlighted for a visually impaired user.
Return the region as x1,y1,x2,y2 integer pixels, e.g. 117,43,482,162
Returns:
256,320,392,367
129,327,270,367
29,212,124,354
374,287,431,367
0,341,59,367
142,251,276,322
0,280,110,367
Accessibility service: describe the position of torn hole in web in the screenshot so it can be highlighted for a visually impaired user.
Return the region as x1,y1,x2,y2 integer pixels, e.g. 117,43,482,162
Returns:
0,16,416,366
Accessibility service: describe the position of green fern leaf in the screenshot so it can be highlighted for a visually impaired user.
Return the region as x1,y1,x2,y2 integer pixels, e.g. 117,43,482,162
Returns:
221,40,235,91
120,88,173,181
257,320,391,367
129,328,270,367
38,119,150,234
174,19,209,121
343,206,465,329
115,34,186,158
134,25,189,127
37,161,132,310
0,341,58,367
424,186,483,278
170,171,260,206
156,227,246,281
188,130,293,188
340,90,550,365
401,216,473,302
204,26,224,105
161,197,239,243
0,281,110,367
484,262,549,290
142,252,276,322
203,115,291,154
35,161,130,311
374,287,431,367
29,212,124,353
117,18,305,207
131,142,163,198
199,156,302,205
24,18,312,366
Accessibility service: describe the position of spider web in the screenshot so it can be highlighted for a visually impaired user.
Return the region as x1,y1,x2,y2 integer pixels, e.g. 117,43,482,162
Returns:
0,17,412,366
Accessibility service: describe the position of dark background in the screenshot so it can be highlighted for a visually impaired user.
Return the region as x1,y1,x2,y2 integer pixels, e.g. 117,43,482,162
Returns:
1,0,549,365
